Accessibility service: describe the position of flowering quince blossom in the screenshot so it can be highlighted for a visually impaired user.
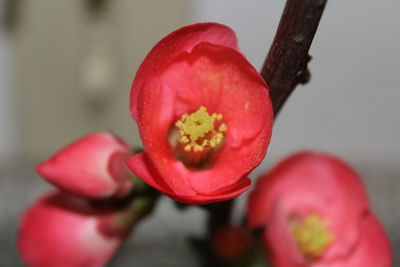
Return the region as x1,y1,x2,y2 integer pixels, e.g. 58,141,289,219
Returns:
37,132,134,198
246,151,392,267
18,191,133,267
127,22,273,204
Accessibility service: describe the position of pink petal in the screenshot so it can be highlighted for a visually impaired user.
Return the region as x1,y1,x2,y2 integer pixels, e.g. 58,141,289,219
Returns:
37,132,133,198
247,151,373,265
247,152,369,228
18,192,125,267
334,213,392,267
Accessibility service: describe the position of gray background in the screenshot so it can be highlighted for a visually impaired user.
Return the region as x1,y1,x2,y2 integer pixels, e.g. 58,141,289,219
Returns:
0,0,399,266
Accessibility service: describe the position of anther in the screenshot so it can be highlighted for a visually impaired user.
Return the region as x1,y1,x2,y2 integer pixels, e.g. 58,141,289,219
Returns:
175,106,227,152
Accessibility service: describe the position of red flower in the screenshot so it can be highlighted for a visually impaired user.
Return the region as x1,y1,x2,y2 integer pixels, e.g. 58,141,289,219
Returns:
246,151,392,267
37,132,134,198
18,191,133,267
127,23,273,204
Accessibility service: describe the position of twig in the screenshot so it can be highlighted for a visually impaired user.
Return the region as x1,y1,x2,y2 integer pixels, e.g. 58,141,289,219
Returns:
261,0,327,116
206,200,234,236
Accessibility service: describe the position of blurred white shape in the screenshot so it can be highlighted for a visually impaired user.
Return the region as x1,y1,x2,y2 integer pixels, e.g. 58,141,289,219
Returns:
81,42,116,103
80,14,117,109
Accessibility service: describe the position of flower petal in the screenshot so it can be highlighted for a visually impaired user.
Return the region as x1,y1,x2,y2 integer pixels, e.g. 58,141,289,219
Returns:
18,192,125,267
164,42,272,144
172,176,251,205
247,151,373,264
126,152,251,205
37,132,133,198
130,22,238,121
126,152,190,196
338,213,392,267
247,152,369,228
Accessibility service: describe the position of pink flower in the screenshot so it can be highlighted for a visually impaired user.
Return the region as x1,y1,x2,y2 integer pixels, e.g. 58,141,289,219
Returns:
246,151,392,267
37,132,134,198
127,23,273,204
18,191,132,267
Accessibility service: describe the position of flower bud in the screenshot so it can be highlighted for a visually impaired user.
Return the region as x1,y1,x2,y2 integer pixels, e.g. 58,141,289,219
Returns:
37,132,133,198
18,191,132,267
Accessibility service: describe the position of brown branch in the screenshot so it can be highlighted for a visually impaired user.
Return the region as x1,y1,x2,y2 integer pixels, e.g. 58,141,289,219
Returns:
261,0,327,116
206,200,234,236
207,0,327,235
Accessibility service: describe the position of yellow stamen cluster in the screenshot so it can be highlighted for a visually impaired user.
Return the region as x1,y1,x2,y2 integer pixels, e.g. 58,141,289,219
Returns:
290,214,334,260
175,106,227,152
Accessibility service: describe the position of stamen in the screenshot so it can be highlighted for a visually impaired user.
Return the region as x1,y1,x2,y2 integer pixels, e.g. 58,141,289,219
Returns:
175,106,227,152
290,214,334,260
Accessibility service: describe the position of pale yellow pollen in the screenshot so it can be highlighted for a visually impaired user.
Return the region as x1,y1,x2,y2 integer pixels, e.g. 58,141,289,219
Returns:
175,106,227,152
290,214,334,260
219,124,227,132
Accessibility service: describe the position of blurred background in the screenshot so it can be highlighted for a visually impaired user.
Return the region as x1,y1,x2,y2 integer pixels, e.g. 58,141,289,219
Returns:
0,0,399,266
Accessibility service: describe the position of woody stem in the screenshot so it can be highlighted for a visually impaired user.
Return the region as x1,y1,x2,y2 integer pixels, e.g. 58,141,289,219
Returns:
207,0,327,235
262,0,327,117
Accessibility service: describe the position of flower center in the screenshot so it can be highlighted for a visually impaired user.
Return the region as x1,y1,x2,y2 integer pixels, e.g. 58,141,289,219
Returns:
175,106,227,153
290,214,334,260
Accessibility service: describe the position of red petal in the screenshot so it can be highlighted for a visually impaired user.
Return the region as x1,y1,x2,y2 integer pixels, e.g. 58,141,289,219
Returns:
126,152,196,197
163,42,272,145
130,23,238,121
172,177,251,205
37,132,133,198
126,152,251,205
126,152,174,194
